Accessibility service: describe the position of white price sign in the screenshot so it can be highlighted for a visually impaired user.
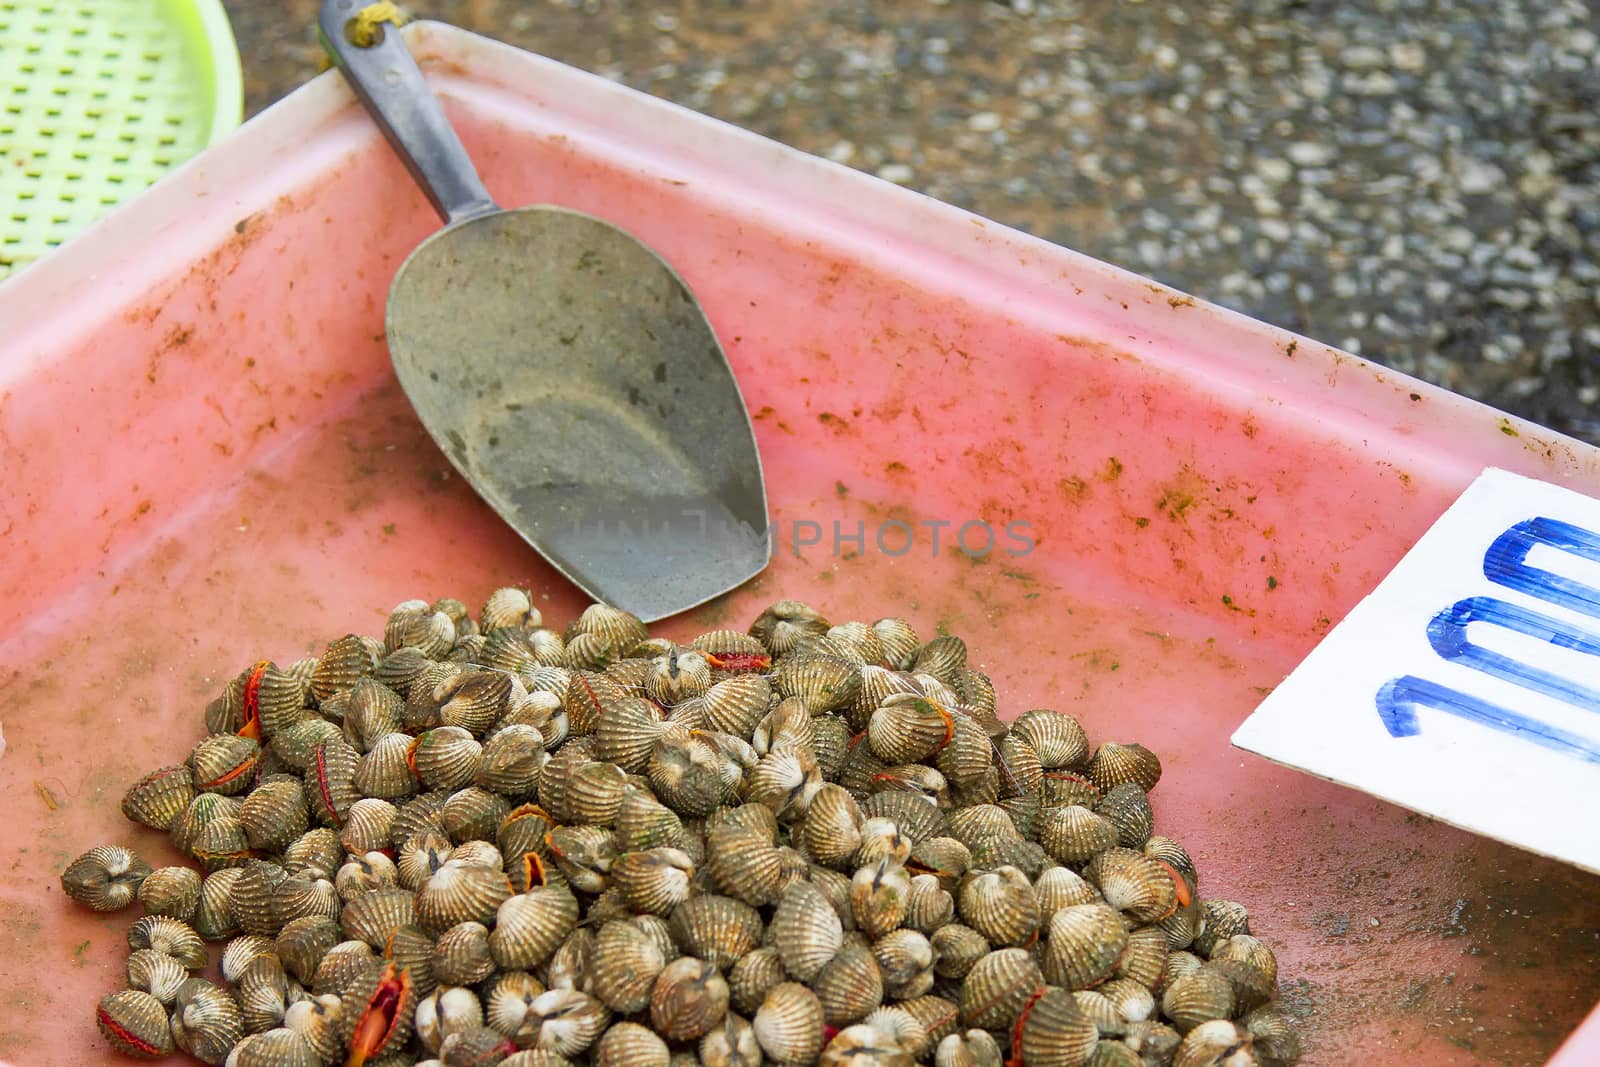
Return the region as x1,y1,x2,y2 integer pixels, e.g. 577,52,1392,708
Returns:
1233,467,1600,873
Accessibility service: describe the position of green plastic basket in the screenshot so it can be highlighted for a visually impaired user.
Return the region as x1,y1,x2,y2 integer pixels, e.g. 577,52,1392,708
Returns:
0,0,242,279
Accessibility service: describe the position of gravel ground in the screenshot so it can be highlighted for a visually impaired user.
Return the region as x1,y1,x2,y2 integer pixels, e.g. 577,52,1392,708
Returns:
231,0,1600,444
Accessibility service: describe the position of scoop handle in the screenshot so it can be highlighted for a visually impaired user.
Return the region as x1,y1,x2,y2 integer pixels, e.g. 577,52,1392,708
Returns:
317,1,499,225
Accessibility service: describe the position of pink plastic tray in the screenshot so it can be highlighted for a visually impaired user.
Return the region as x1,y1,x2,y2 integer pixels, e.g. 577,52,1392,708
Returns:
2,22,1598,1066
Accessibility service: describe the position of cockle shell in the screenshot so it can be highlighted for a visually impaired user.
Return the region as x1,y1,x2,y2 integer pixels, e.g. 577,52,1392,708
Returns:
96,989,175,1058
127,915,208,969
1172,1019,1257,1067
958,948,1044,1031
597,1021,672,1067
220,934,276,984
801,784,864,869
276,915,342,985
337,961,418,1061
930,924,989,980
432,921,495,987
354,732,421,800
1043,904,1128,991
771,880,845,982
1087,742,1162,794
904,872,955,932
171,978,245,1065
851,859,911,940
136,865,200,920
935,1029,1004,1067
122,765,196,831
1161,966,1237,1034
270,873,341,929
477,724,548,797
440,786,512,844
341,886,416,950
1017,989,1100,1067
956,866,1039,947
518,989,611,1056
873,928,936,1000
1088,848,1180,923
648,956,728,1042
753,981,826,1065
237,776,309,854
1011,709,1091,769
611,848,696,916
1035,866,1101,914
415,859,513,934
669,894,763,971
868,694,955,764
416,985,484,1054
282,994,343,1063
1096,781,1155,849
1241,1006,1298,1066
1117,924,1172,990
310,634,379,703
771,652,862,714
62,846,152,913
309,940,375,997
813,938,884,1025
128,948,190,1006
189,732,263,797
1124,1020,1184,1066
1040,804,1119,864
229,1026,322,1067
236,954,291,1034
748,600,830,658
491,885,581,970
482,587,541,632
304,736,360,828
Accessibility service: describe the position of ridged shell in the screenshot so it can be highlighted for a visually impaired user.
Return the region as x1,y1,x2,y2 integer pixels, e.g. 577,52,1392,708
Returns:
1018,989,1101,1067
957,866,1039,947
868,693,955,764
753,981,826,1065
582,920,665,1014
344,678,405,752
935,1029,1004,1067
440,786,511,844
304,736,360,828
1193,901,1252,957
310,634,379,703
1117,924,1172,990
434,669,517,737
564,760,629,826
1124,1020,1184,1066
1035,866,1101,913
1206,957,1274,1015
649,956,728,1042
853,817,913,870
1040,805,1119,864
342,886,416,949
801,784,864,869
195,868,244,940
476,724,547,797
519,989,610,1055
1088,1038,1144,1067
220,934,276,983
282,827,343,877
1241,1006,1299,1065
189,734,262,796
353,732,420,800
849,859,908,939
931,924,989,980
707,825,788,907
1073,989,1125,1036
767,880,844,981
1172,1020,1257,1067
337,962,418,1060
1011,710,1091,769
135,865,200,920
338,797,397,856
860,789,948,842
396,830,452,891
1088,848,1179,923
126,915,207,969
171,794,250,870
1043,904,1129,991
669,894,764,971
122,765,196,831
610,848,696,916
232,1027,322,1067
1161,967,1237,1033
910,635,967,687
771,653,861,714
96,988,175,1058
547,823,618,894
417,985,484,1054
1144,836,1198,887
490,885,581,970
386,606,456,658
547,926,597,994
1096,782,1155,849
568,602,649,650
237,776,308,854
236,954,291,1034
869,618,920,670
1211,935,1277,986
726,946,786,1016
592,696,666,774
375,646,432,697
957,948,1043,1030
433,921,495,987
1042,771,1102,808
309,940,376,997
813,939,884,1025
881,998,954,1057
598,1021,672,1067
697,674,772,737
127,948,189,1006
276,915,342,985
409,727,484,793
171,978,245,1065
748,600,831,658
415,859,513,934
269,718,344,772
700,1012,763,1067
908,836,971,886
873,929,935,1000
269,874,341,929
228,861,287,938
1087,742,1162,794
482,587,541,632
905,873,956,933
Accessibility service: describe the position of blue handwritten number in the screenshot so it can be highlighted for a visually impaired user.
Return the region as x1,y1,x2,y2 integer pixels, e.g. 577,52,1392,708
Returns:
1374,513,1600,757
1427,596,1600,712
1484,518,1600,620
1375,676,1600,764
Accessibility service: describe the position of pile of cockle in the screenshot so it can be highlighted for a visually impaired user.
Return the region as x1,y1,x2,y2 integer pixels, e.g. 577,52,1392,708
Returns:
62,593,1300,1067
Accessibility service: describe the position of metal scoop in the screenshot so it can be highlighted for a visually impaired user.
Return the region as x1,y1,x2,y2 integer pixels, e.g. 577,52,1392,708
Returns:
318,2,769,621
